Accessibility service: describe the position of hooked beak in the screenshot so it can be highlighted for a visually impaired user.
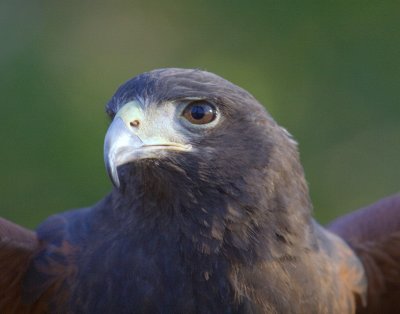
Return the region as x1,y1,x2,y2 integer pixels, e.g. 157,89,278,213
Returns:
104,101,191,188
104,117,143,188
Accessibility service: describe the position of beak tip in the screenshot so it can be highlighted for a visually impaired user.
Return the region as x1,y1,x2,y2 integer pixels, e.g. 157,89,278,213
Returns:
105,159,121,189
112,172,121,189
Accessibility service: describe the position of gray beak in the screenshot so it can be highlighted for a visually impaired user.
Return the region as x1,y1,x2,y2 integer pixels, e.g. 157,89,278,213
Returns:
104,117,143,188
104,101,192,188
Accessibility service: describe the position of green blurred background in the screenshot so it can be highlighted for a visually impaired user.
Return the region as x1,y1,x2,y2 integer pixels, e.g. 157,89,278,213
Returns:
1,1,399,228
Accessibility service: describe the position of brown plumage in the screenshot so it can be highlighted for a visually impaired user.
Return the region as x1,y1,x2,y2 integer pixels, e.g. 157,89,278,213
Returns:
0,217,77,313
0,218,39,313
0,68,399,313
329,194,400,313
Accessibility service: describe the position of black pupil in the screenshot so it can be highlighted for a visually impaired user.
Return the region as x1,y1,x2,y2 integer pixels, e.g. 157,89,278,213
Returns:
190,105,207,120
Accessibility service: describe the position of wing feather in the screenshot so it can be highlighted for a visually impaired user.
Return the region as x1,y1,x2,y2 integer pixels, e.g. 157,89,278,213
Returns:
329,194,400,313
0,218,38,313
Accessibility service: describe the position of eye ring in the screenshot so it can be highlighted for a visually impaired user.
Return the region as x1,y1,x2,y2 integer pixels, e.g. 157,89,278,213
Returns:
182,101,217,125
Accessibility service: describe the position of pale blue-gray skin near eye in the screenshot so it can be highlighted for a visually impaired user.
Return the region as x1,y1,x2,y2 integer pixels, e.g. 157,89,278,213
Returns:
1,68,400,314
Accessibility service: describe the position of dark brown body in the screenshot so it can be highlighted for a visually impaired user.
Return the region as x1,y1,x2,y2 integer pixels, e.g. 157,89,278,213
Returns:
1,195,400,313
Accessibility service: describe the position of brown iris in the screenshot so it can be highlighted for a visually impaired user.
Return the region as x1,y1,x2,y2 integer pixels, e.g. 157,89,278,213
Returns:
182,101,216,125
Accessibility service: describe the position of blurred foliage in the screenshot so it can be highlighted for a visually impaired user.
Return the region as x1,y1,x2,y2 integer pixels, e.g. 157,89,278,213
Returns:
0,0,399,228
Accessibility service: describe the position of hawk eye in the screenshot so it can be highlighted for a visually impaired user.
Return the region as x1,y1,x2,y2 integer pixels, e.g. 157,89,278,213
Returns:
182,101,216,125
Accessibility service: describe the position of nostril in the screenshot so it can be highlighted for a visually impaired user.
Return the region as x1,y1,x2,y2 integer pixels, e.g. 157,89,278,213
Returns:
130,120,140,128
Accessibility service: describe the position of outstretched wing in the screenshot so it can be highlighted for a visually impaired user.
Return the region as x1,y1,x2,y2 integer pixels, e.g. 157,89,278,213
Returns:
329,194,400,314
0,217,39,313
0,215,78,314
